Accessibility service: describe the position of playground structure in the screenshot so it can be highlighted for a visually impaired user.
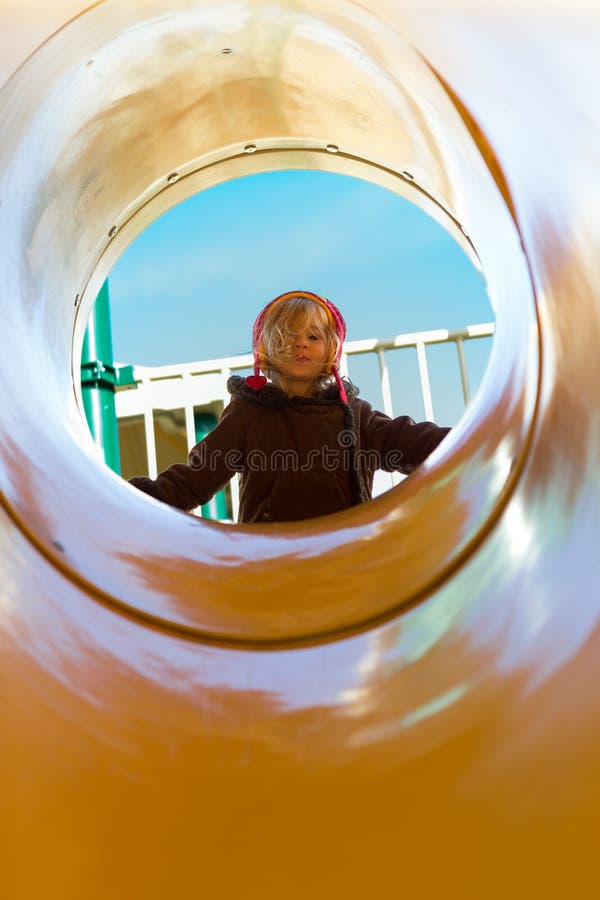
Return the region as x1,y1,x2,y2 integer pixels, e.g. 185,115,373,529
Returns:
1,2,599,897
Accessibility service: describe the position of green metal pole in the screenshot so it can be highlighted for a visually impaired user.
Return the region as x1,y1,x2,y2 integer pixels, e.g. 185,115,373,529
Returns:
81,281,121,474
195,412,228,520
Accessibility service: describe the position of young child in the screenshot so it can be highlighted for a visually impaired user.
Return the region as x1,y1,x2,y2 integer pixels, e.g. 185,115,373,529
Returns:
129,290,450,523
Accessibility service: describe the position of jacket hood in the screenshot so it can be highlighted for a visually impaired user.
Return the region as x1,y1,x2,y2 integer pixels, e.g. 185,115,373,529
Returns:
227,375,359,406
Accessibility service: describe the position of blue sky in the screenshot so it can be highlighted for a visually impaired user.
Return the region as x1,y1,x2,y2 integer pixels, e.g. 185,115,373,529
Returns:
108,170,494,425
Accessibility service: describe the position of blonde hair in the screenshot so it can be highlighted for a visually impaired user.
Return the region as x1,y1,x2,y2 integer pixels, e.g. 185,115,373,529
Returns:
258,295,340,393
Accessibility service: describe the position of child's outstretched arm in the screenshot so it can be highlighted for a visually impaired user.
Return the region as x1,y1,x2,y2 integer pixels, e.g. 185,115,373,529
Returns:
359,402,450,474
128,398,248,512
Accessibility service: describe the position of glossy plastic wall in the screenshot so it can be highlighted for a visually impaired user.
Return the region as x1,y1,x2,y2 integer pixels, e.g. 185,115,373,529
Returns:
1,2,599,896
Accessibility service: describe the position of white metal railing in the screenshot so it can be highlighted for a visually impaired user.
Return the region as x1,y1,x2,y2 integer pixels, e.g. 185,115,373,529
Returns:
337,323,495,419
116,322,495,515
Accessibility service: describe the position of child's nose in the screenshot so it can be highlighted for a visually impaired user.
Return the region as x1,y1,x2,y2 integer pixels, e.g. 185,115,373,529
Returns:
295,334,308,347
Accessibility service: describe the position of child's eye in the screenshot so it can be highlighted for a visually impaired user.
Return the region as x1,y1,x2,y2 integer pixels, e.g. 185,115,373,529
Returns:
309,334,320,341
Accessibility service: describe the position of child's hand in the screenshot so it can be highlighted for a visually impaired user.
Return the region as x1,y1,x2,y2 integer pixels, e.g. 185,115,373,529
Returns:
128,476,161,501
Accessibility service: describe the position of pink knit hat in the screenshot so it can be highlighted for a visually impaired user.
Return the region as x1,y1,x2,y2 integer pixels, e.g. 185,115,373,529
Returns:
246,290,348,403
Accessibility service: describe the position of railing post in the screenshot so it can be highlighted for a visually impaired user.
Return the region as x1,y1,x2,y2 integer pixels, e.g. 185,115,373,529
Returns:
377,349,394,417
141,378,158,478
377,347,403,487
416,341,434,420
455,338,471,406
339,350,350,378
182,371,197,452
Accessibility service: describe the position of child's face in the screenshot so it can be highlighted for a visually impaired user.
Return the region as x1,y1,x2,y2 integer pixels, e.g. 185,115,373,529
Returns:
277,316,328,385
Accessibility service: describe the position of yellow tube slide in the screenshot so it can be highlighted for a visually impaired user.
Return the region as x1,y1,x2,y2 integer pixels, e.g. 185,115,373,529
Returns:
1,1,599,896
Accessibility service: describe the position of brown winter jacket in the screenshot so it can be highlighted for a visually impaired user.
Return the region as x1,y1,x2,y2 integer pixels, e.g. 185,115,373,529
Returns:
129,376,450,523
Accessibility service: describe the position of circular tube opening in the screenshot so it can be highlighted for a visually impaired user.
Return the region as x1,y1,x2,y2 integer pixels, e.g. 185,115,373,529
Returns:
0,1,538,645
88,167,495,523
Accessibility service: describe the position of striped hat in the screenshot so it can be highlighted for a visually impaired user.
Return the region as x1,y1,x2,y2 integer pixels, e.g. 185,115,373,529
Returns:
246,290,348,403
